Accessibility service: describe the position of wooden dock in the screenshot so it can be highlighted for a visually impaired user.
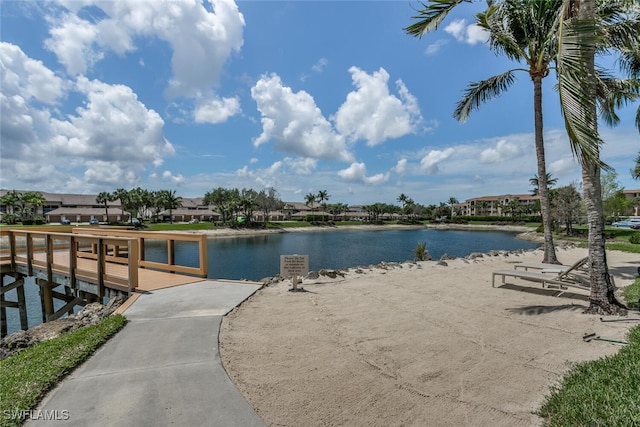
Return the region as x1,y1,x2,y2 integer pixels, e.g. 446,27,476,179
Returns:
0,227,208,337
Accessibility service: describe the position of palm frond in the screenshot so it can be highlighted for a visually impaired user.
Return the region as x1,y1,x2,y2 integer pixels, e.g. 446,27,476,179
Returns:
404,0,471,37
454,71,517,122
557,2,609,169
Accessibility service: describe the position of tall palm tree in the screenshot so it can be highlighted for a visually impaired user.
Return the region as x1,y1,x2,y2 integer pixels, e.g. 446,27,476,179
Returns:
632,152,640,180
304,193,317,211
96,191,114,222
317,190,330,218
407,0,563,264
448,197,458,218
557,0,639,314
159,190,182,224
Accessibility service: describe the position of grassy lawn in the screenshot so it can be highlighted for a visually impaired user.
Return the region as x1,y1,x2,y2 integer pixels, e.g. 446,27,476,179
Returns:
0,315,126,427
538,277,640,426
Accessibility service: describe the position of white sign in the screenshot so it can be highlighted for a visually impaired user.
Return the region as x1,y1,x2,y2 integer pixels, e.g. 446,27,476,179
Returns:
280,255,309,278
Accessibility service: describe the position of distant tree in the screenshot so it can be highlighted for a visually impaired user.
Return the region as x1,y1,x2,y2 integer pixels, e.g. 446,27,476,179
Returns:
529,173,558,196
239,188,258,222
96,191,114,222
448,197,458,218
1,190,21,223
19,191,46,223
156,190,182,223
317,190,330,216
633,152,640,180
600,171,628,219
552,184,583,235
203,187,236,224
256,187,284,222
304,193,317,211
113,188,133,223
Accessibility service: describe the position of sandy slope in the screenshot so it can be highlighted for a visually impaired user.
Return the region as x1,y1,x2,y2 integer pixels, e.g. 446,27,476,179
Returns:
219,246,640,426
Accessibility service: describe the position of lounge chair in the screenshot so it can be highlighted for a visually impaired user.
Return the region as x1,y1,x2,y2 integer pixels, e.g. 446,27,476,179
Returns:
513,257,588,273
492,257,590,289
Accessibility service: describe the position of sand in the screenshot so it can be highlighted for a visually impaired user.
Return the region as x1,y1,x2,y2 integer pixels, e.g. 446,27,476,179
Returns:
219,245,640,427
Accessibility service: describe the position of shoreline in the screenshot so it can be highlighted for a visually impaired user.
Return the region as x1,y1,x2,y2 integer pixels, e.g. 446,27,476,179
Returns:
181,222,540,242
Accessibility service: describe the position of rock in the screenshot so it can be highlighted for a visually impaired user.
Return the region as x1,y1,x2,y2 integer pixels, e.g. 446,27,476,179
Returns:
440,253,455,261
468,252,485,259
306,271,320,280
436,260,448,267
319,269,344,279
0,296,125,361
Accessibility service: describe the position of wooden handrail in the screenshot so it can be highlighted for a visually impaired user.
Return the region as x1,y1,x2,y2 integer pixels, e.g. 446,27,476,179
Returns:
71,228,208,277
1,229,139,294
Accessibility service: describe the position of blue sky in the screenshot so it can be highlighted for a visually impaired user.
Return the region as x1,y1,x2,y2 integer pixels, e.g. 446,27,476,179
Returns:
1,0,637,206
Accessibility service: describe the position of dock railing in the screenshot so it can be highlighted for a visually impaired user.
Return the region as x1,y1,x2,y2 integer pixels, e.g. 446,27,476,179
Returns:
70,228,208,278
0,229,139,294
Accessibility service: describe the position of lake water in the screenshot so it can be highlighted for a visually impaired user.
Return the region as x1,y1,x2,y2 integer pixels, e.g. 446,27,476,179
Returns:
2,228,539,335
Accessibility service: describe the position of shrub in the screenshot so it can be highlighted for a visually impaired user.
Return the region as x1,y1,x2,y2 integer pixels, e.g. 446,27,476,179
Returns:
630,232,640,245
413,241,429,261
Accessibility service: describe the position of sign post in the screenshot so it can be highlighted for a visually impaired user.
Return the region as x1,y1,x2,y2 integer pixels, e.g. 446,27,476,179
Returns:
280,254,309,291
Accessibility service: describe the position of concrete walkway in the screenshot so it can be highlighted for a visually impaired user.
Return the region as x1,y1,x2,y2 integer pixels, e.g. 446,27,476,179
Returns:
27,280,266,427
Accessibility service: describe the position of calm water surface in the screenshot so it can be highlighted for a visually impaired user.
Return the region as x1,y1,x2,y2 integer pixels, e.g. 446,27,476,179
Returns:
3,228,539,334
149,228,540,280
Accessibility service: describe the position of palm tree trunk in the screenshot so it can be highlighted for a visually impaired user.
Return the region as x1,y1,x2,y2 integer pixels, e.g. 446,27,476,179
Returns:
576,0,626,314
533,75,558,264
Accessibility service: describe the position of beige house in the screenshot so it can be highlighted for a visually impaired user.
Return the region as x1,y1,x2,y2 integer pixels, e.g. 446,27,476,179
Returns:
461,194,541,217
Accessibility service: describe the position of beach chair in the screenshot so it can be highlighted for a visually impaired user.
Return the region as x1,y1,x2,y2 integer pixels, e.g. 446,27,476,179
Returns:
513,257,588,273
492,257,590,289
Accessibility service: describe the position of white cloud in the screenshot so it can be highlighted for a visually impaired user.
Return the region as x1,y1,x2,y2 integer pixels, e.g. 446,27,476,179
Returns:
424,39,448,56
0,43,176,193
251,73,353,162
479,139,523,163
338,162,390,185
419,148,455,175
444,19,466,42
333,67,423,146
466,24,489,45
284,157,317,175
161,170,186,185
444,19,488,45
312,57,328,72
393,158,408,175
194,96,241,123
44,0,245,98
0,42,65,105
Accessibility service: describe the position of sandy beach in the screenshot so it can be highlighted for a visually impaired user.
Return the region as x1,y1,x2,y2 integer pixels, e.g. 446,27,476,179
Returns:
219,245,640,426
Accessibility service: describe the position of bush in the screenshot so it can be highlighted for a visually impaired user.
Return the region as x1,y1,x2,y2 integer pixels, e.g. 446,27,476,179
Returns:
630,232,640,245
413,241,429,261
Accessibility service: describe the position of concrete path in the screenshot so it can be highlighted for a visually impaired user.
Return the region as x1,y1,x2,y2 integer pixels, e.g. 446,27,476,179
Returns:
27,280,266,427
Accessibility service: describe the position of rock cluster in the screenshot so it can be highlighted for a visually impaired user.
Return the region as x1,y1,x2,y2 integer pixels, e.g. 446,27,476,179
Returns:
0,296,125,360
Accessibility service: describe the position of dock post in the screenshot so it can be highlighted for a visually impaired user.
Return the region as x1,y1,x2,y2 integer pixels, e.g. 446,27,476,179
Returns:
17,277,28,330
0,274,6,337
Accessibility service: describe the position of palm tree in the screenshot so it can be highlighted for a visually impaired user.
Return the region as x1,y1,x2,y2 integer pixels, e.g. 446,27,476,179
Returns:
407,0,563,264
633,152,640,180
0,190,21,224
529,173,558,196
317,190,330,219
556,0,639,314
21,191,46,223
448,197,458,218
159,190,182,224
304,193,317,211
96,191,114,222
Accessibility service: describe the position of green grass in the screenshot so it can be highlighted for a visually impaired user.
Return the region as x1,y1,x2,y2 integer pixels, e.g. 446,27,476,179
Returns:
538,278,640,426
0,315,127,427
